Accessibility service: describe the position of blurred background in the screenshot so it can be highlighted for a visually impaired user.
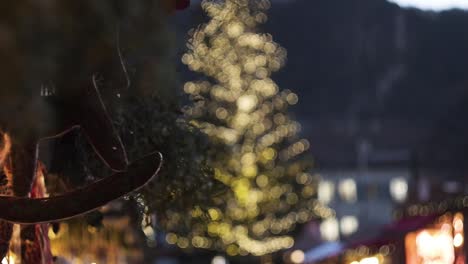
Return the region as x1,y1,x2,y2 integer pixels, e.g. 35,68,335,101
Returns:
169,0,468,263
1,0,468,263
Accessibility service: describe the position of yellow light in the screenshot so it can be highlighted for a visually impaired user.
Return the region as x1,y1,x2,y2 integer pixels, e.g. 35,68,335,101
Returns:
340,215,359,236
227,244,239,256
256,174,269,188
1,255,15,264
143,226,155,238
209,208,221,220
262,148,276,160
320,218,339,241
338,178,357,203
454,218,463,232
454,233,464,247
359,257,379,264
286,193,299,205
177,237,190,249
318,181,335,204
241,153,256,165
237,94,258,112
212,256,227,264
286,93,299,105
227,22,244,38
290,250,305,264
415,230,454,263
173,0,331,255
216,107,229,119
166,233,178,244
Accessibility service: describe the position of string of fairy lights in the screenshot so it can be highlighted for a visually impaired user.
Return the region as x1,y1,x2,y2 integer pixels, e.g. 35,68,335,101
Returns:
159,0,334,256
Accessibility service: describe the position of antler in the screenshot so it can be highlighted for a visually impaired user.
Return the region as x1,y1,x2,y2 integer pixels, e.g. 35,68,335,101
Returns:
0,152,162,224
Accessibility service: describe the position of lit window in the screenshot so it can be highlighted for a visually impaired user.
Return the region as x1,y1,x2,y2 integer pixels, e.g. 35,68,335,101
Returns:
340,216,359,236
454,233,464,248
338,178,357,203
320,218,339,241
411,230,455,264
212,256,227,264
389,177,408,203
359,257,380,264
318,181,335,204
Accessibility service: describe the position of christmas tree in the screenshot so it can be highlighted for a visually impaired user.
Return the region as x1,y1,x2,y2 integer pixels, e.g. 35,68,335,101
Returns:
161,0,333,256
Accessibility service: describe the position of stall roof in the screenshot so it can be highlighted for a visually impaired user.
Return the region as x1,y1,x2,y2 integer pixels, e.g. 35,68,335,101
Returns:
304,213,442,263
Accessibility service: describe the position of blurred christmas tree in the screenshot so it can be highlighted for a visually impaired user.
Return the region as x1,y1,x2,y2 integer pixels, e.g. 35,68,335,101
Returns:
161,0,333,256
41,0,219,221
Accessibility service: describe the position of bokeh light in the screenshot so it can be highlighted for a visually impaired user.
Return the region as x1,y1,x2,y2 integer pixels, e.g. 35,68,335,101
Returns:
387,0,468,11
389,177,408,203
161,0,334,256
340,215,359,236
320,218,339,241
338,178,357,203
290,250,305,264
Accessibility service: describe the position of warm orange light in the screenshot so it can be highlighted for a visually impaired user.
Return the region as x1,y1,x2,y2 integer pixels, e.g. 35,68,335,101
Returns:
359,257,380,264
0,133,12,195
406,228,455,264
454,213,464,232
0,133,11,166
1,254,16,264
290,250,305,263
454,233,464,248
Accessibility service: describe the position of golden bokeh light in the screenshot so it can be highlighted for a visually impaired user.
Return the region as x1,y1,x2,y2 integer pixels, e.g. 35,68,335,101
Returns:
161,0,332,256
